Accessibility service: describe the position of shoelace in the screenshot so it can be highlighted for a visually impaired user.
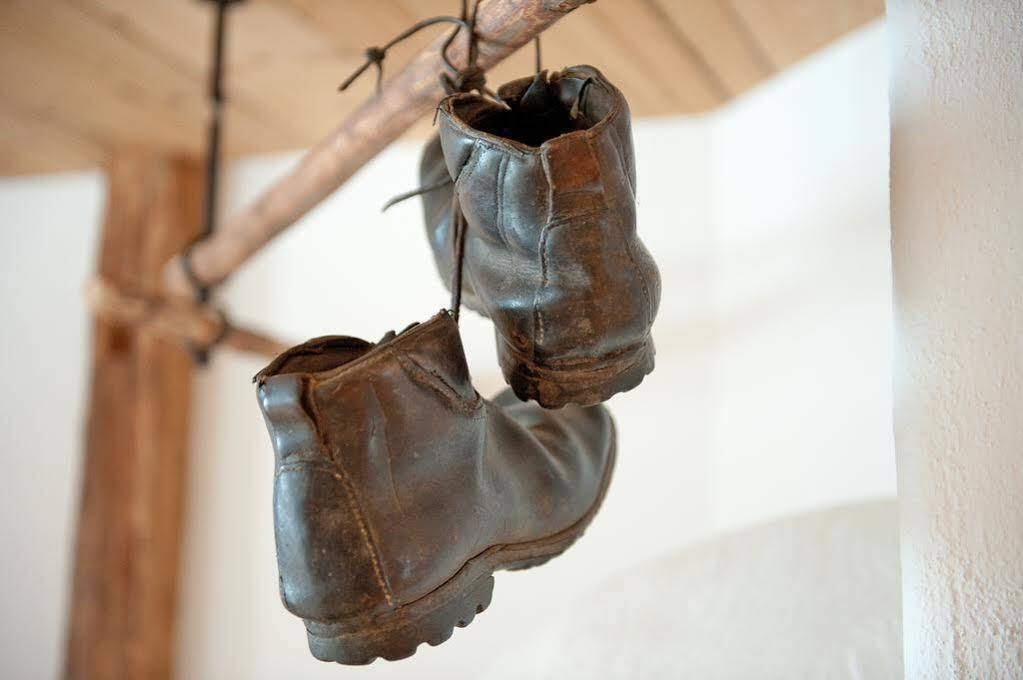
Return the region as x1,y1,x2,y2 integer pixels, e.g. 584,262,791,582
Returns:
340,3,548,322
339,1,495,321
338,0,488,97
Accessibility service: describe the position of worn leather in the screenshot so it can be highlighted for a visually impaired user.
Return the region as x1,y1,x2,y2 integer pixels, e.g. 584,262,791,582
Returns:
255,311,614,622
422,65,661,405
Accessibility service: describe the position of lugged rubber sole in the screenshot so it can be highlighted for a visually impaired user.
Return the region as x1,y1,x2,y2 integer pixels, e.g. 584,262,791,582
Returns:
302,430,617,665
499,335,655,408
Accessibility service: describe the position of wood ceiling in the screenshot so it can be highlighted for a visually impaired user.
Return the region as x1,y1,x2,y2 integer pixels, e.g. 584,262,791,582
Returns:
0,0,883,177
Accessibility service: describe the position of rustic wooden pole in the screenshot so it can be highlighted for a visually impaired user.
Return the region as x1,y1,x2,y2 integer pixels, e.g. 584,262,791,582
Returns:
163,0,594,298
66,154,202,680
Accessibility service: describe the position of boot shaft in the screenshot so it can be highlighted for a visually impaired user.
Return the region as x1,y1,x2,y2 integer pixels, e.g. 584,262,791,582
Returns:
434,66,661,367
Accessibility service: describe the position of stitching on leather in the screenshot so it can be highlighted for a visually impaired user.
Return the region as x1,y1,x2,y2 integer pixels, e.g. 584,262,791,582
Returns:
546,205,609,225
336,466,394,608
534,152,556,355
301,377,333,461
276,453,321,467
284,459,395,608
608,123,636,197
366,384,407,518
584,135,610,212
495,154,508,247
585,132,646,329
452,138,480,187
442,110,529,160
535,223,551,355
395,351,483,416
619,215,653,328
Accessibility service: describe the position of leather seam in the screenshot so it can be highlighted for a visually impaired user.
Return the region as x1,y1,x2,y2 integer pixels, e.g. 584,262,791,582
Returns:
452,138,481,186
441,111,530,160
621,218,653,328
495,154,508,247
300,377,333,461
326,458,396,609
584,135,609,211
585,135,651,327
546,205,609,225
394,351,484,417
608,123,636,197
275,458,395,608
536,223,551,357
534,152,556,356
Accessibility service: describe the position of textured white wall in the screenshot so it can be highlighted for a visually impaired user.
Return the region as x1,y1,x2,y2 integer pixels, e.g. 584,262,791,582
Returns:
0,21,896,679
888,1,1023,677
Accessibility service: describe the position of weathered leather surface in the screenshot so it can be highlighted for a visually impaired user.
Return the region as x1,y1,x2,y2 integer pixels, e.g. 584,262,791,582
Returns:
422,65,661,367
255,311,614,621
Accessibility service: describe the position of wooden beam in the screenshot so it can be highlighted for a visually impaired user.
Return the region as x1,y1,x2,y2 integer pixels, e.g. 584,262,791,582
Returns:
162,0,595,298
65,154,202,680
85,277,290,359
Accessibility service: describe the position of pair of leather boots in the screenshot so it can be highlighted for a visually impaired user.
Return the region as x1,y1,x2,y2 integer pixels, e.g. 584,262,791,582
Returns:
256,66,660,664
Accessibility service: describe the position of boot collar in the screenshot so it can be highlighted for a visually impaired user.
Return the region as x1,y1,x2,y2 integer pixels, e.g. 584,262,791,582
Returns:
254,310,458,387
437,65,625,155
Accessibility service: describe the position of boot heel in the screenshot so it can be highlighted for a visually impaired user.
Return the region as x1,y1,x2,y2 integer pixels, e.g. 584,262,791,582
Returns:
499,336,655,408
304,572,495,665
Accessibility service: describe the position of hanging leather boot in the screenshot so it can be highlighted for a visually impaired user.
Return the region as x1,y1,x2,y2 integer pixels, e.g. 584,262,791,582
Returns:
255,310,615,664
420,65,661,408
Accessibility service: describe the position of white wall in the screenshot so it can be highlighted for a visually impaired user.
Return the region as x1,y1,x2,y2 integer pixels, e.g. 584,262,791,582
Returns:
0,171,105,680
712,19,894,531
888,1,1023,677
0,21,894,679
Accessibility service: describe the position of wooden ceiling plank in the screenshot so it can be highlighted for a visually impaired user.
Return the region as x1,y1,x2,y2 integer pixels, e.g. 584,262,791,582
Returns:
726,0,883,72
279,0,471,108
0,106,104,176
650,0,775,96
585,0,725,113
232,2,388,144
281,0,420,53
484,4,698,117
0,1,196,154
0,0,886,176
0,0,291,161
66,0,316,151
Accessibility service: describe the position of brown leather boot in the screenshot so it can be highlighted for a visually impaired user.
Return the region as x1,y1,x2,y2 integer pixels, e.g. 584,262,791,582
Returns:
421,65,661,408
255,311,615,664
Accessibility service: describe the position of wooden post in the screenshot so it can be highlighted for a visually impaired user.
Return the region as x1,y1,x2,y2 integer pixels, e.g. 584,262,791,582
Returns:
66,154,202,680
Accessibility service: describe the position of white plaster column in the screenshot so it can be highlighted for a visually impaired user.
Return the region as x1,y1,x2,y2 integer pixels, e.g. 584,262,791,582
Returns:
888,1,1023,677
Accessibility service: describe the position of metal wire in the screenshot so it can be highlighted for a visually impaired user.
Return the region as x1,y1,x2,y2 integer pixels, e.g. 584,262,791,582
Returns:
186,0,243,364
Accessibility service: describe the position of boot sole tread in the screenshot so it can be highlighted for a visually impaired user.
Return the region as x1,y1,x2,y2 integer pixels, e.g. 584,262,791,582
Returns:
303,431,618,664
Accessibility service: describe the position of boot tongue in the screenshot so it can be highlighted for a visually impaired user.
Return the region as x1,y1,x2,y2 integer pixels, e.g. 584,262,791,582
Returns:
499,70,588,146
517,71,557,117
376,321,420,348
